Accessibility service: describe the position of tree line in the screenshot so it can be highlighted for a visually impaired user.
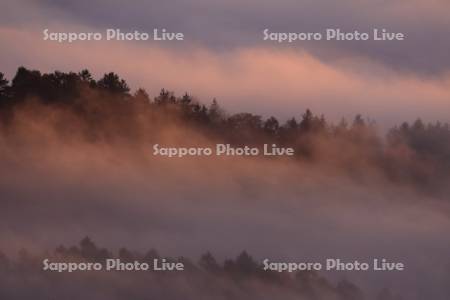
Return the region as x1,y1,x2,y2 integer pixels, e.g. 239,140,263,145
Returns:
0,67,449,194
0,237,392,300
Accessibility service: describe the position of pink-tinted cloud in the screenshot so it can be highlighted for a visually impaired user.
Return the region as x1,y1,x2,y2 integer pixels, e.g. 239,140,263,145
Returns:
1,26,449,126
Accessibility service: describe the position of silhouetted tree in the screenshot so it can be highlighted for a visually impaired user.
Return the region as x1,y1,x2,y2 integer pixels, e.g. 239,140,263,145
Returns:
285,117,298,130
179,92,192,106
264,116,279,135
0,73,8,95
134,88,150,105
79,69,96,88
0,73,10,109
227,113,262,131
234,251,258,275
154,88,176,105
199,252,221,273
352,114,365,128
300,109,314,132
80,236,111,261
97,72,129,94
10,67,42,100
208,98,224,125
79,69,93,82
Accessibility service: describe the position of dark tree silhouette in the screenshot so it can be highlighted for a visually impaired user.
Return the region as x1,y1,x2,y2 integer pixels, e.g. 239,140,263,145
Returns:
264,116,279,135
134,88,151,105
0,67,448,193
0,73,8,95
0,237,369,300
154,88,176,105
199,252,221,273
97,72,130,94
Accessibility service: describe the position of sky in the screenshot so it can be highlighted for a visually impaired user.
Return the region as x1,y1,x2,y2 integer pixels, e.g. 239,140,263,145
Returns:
1,2,450,298
0,0,449,127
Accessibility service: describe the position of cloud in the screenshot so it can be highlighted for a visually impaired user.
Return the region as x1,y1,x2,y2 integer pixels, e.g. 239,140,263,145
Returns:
1,2,450,298
0,99,449,299
4,0,449,74
1,26,450,127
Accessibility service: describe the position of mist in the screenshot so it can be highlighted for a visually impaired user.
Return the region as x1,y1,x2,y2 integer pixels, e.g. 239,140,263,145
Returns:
0,90,449,299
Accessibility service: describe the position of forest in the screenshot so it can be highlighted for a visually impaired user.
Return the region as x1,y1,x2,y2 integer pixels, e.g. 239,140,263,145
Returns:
0,67,448,196
0,67,449,299
0,237,384,300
